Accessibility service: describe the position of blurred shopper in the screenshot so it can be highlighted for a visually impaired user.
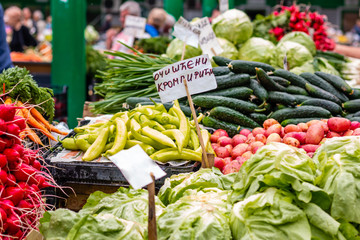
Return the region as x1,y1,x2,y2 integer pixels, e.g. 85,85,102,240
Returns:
4,6,37,52
101,14,112,32
22,7,36,35
210,9,220,23
160,13,175,37
33,10,46,41
145,8,167,37
0,4,13,72
334,44,360,59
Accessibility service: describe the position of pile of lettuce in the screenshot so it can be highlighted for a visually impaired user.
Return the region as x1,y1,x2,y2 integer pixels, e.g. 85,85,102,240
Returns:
40,137,360,239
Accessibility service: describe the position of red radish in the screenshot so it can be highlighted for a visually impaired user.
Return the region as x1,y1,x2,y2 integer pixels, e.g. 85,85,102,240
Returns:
6,214,20,234
17,200,33,209
0,105,19,122
241,151,253,160
5,187,25,205
305,124,324,145
3,138,13,148
12,116,26,131
283,137,300,147
327,131,341,138
217,136,233,147
252,127,265,136
6,124,20,137
231,143,248,159
255,134,266,144
284,132,306,144
0,170,7,184
214,157,225,171
214,147,230,158
14,230,23,239
11,144,24,157
350,121,360,130
297,123,308,132
343,130,353,136
32,160,41,171
232,134,247,146
211,143,220,151
3,149,19,162
0,200,14,215
265,124,282,137
0,139,6,153
0,154,6,168
0,208,7,223
224,144,233,155
300,144,320,153
222,160,242,174
353,128,360,136
284,124,301,133
263,119,279,129
327,117,351,133
210,129,228,143
6,174,16,187
266,133,282,144
239,128,251,137
13,164,37,182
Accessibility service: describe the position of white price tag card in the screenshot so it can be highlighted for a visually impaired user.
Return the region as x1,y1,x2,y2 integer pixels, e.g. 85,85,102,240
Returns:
153,54,217,103
172,16,200,48
123,15,146,38
219,0,229,13
108,145,166,190
192,17,223,58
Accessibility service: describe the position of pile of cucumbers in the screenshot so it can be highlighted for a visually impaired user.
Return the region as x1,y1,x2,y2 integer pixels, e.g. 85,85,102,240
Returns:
194,56,360,136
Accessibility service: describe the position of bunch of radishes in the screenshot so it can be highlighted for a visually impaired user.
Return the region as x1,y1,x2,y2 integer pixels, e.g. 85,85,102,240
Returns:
270,5,335,50
0,104,55,239
212,117,360,175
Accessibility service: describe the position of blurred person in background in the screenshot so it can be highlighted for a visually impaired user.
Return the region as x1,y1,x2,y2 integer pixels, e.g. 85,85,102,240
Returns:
101,14,112,33
0,3,13,72
145,8,167,37
22,7,36,36
106,1,141,50
33,10,46,41
4,6,37,52
160,13,175,37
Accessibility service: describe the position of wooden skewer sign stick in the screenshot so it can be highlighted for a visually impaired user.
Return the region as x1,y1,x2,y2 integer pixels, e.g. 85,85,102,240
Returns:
180,40,210,168
148,172,157,240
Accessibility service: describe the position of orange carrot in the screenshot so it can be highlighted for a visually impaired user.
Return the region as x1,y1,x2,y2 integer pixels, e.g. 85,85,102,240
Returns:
30,106,52,130
49,124,68,135
4,97,12,105
17,101,57,141
24,124,44,146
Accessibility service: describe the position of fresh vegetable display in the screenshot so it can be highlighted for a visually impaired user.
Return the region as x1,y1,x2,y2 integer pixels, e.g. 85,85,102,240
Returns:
62,100,213,162
0,104,56,239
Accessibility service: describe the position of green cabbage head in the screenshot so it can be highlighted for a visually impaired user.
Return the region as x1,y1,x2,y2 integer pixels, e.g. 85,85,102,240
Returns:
212,9,253,45
217,37,238,60
166,39,202,61
279,31,316,56
271,41,313,69
238,37,275,64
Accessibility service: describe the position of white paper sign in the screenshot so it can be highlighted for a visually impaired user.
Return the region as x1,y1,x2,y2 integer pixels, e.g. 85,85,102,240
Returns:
123,15,146,38
172,17,200,48
192,17,223,58
219,0,229,13
153,54,217,103
108,145,166,190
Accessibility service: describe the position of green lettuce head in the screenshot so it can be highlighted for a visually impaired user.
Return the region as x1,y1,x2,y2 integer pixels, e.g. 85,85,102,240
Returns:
314,57,340,76
290,60,315,75
166,39,202,61
279,31,316,56
238,37,275,64
217,37,238,60
271,41,313,69
212,9,253,45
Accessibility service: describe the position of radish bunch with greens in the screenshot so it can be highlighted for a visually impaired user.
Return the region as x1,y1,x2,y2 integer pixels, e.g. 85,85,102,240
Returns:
0,104,56,239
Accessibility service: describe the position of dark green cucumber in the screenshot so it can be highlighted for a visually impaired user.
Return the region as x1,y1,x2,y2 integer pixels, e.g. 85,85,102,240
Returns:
268,91,297,106
213,66,230,76
343,99,360,113
314,71,353,95
305,83,342,106
352,110,360,117
269,76,291,87
280,117,322,127
316,50,347,61
256,68,286,91
195,87,253,100
210,106,260,129
273,69,308,88
216,73,250,90
350,89,360,100
285,85,308,96
293,94,313,104
300,98,343,115
193,96,259,113
349,117,360,122
126,97,161,108
228,60,275,75
202,116,240,137
270,106,332,123
249,113,267,125
273,104,287,111
135,102,195,117
249,78,268,103
300,73,348,102
213,56,232,66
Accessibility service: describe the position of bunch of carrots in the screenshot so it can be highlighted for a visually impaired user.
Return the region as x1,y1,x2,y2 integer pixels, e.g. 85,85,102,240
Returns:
4,98,68,146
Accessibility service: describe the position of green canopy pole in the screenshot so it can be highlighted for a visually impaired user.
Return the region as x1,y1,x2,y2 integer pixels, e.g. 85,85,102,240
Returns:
202,0,218,17
164,0,183,20
51,0,86,128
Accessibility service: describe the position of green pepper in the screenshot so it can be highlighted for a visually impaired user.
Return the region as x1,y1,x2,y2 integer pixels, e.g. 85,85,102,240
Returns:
139,115,166,132
162,129,185,153
134,106,156,119
130,112,142,122
163,124,177,130
104,142,114,152
190,113,204,128
110,112,125,121
75,138,91,152
150,148,202,163
61,138,78,150
74,122,105,133
196,129,211,153
171,103,190,149
82,127,110,161
125,139,156,155
130,119,167,150
189,129,200,151
142,126,176,149
104,118,127,157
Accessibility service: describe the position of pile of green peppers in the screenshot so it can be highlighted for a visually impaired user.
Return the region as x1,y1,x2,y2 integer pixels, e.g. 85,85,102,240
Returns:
61,100,214,162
